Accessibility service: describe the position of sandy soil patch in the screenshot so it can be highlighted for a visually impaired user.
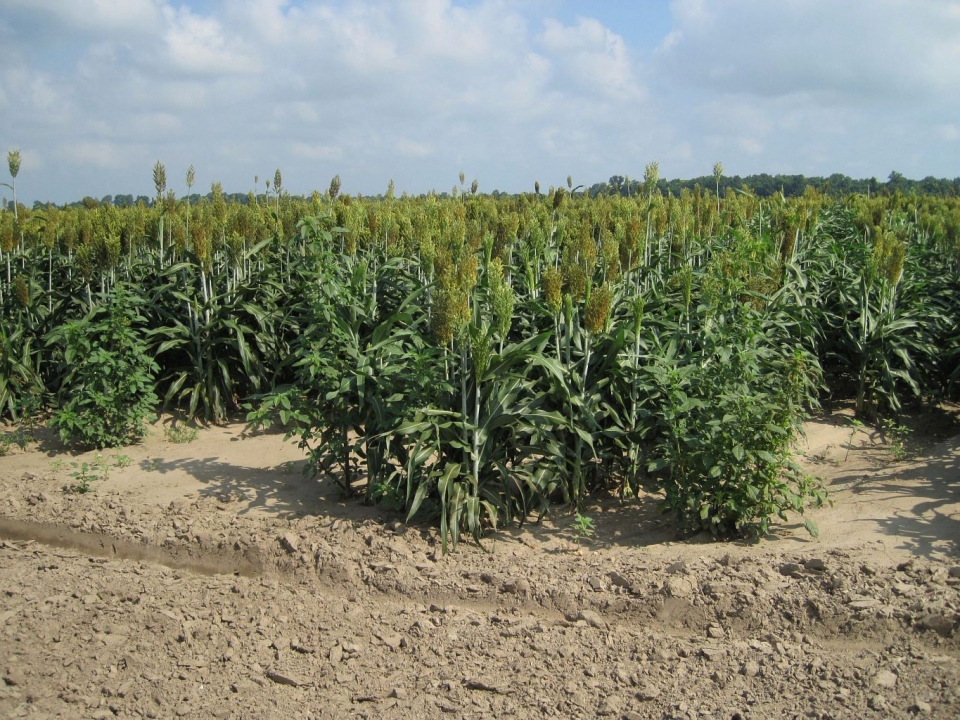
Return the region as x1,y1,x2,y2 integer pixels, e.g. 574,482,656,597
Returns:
0,410,958,719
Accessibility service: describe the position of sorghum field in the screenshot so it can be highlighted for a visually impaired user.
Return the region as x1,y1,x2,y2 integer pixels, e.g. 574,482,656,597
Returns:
1,162,959,718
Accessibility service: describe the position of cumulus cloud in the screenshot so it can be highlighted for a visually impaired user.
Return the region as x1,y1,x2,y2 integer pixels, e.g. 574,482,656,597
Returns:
162,6,261,76
290,142,344,162
0,0,956,203
938,124,960,142
653,0,960,177
0,0,656,202
660,0,960,102
538,17,641,101
396,139,434,159
60,140,130,169
2,0,163,36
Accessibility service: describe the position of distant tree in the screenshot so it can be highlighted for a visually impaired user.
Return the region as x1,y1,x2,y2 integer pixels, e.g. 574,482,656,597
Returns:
886,171,908,195
919,176,942,195
779,175,805,197
826,173,853,196
608,175,627,196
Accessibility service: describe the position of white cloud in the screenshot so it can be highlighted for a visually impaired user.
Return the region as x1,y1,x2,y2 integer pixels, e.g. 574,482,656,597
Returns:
2,0,661,201
2,0,163,35
60,140,129,168
659,0,960,102
152,81,210,112
0,64,70,123
286,102,320,124
670,0,710,27
397,0,499,63
162,6,261,76
939,124,960,142
651,0,960,179
129,112,183,137
396,139,433,158
290,143,344,162
538,17,641,101
737,137,763,156
1,0,956,203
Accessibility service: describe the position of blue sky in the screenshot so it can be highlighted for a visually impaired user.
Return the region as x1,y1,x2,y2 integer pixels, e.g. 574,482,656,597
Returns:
1,0,958,204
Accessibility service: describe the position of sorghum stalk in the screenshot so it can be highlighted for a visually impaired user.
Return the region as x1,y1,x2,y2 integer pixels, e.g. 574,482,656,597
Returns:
627,293,644,493
153,161,166,267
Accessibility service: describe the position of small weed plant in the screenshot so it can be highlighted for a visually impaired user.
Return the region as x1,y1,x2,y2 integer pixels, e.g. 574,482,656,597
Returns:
844,418,865,462
11,393,42,450
164,424,199,444
93,453,111,479
67,461,104,494
881,419,911,461
371,477,405,512
112,453,133,469
572,513,595,546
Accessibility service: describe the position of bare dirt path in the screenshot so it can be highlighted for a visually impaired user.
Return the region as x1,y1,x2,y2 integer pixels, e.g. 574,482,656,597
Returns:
0,412,958,719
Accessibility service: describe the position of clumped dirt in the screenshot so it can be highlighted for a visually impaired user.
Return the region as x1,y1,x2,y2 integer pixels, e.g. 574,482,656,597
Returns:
0,409,958,719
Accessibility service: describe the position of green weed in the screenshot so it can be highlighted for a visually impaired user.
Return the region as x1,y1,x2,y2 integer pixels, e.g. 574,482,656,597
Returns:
50,289,158,449
572,513,595,546
881,419,912,461
66,461,104,494
164,425,199,444
844,418,865,462
11,393,42,450
112,454,133,469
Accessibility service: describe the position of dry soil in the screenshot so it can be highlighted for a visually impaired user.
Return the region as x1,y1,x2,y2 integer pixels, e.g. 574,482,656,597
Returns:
0,407,958,719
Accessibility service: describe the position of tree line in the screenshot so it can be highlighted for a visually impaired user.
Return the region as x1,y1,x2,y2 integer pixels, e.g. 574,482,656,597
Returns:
595,171,960,200
14,170,960,213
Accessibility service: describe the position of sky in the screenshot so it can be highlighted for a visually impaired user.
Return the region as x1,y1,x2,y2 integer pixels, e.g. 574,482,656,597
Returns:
1,0,958,204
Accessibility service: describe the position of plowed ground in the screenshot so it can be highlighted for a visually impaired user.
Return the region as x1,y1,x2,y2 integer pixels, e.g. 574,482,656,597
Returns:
1,408,958,719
